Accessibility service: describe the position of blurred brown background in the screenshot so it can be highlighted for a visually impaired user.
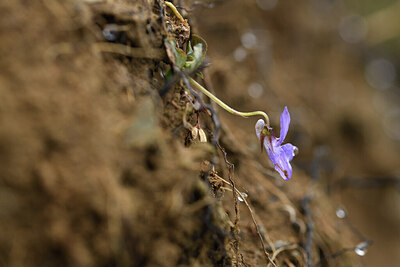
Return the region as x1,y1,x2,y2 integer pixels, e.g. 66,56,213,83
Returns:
194,0,400,266
0,0,399,266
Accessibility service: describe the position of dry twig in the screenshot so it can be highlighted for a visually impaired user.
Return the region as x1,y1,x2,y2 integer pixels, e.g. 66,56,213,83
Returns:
216,143,240,266
210,170,277,267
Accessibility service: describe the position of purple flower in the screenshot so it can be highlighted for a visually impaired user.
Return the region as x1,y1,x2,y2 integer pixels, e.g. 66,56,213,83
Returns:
255,107,298,180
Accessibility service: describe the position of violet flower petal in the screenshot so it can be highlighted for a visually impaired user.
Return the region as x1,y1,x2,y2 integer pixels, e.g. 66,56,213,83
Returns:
281,143,297,162
278,106,290,145
254,108,297,180
264,140,293,180
255,119,265,139
273,147,293,180
264,137,278,164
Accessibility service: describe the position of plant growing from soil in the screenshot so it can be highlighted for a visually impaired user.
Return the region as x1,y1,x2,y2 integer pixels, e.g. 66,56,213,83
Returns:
164,3,297,181
162,3,299,265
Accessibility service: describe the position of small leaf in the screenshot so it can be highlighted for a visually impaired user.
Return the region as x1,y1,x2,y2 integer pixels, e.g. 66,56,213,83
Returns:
191,34,208,62
164,39,177,64
196,72,204,79
184,43,203,71
192,43,203,62
186,41,194,57
164,38,187,68
184,34,208,71
175,47,187,68
164,68,173,81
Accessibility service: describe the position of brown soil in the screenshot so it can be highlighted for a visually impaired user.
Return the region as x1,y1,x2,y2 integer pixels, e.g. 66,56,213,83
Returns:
0,0,399,267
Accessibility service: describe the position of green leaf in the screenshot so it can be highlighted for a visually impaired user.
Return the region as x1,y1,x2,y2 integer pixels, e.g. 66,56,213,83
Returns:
164,35,208,72
187,41,194,57
185,43,203,71
175,47,187,68
192,43,203,62
190,34,207,63
196,72,204,79
164,38,187,68
164,68,173,81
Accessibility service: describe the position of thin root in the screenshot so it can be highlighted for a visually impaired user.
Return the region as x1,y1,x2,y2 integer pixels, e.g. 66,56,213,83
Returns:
211,171,277,267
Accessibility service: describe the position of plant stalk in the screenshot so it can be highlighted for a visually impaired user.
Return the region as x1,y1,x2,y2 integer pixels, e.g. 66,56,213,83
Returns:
189,77,270,127
165,1,185,23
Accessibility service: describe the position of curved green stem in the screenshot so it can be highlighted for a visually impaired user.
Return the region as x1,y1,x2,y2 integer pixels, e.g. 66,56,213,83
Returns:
189,77,270,127
165,1,185,23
